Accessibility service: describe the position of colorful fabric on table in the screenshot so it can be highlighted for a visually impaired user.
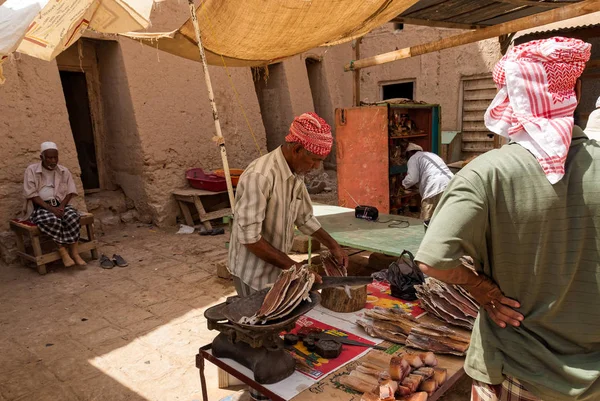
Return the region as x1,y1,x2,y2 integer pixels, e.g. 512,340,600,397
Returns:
484,36,591,184
285,112,333,156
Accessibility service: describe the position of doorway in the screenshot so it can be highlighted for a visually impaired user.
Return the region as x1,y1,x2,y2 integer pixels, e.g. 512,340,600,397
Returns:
59,71,100,190
381,81,415,100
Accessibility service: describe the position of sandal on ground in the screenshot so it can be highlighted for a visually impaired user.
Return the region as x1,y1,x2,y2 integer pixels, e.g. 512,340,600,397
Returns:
112,254,128,267
99,254,114,269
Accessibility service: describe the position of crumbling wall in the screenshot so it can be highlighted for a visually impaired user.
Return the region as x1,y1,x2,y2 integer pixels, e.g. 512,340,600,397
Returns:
0,55,86,261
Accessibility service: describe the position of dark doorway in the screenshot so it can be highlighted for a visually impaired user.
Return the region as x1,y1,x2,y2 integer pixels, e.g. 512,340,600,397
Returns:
382,81,414,100
59,71,100,190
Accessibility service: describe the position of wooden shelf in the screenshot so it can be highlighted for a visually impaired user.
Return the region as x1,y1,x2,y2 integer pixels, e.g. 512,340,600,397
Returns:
389,134,428,139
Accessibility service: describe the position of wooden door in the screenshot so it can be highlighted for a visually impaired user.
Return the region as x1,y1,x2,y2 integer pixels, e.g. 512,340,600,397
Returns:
335,106,390,213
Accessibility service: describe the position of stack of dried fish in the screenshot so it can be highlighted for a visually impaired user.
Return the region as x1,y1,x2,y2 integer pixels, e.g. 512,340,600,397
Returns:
406,323,470,356
357,307,418,344
239,265,316,325
414,277,479,329
321,251,347,277
339,350,447,401
356,307,471,356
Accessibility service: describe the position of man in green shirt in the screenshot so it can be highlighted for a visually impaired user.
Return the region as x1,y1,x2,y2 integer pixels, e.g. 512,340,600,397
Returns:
415,38,598,401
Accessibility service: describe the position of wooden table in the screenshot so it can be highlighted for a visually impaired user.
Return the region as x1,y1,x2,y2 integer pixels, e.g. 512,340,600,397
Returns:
173,188,232,230
196,340,465,401
313,204,425,256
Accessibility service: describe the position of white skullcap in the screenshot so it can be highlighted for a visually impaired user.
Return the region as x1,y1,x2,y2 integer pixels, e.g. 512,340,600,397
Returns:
406,143,423,152
596,96,600,109
40,142,58,153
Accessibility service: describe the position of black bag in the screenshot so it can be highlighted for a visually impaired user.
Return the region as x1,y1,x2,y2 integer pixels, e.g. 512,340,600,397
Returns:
388,250,425,301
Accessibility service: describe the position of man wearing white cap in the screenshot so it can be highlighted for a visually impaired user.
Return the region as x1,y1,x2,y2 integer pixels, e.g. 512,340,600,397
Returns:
22,142,85,267
584,95,600,140
402,143,453,223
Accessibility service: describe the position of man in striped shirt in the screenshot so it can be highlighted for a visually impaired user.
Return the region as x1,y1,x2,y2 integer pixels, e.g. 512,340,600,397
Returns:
228,112,348,296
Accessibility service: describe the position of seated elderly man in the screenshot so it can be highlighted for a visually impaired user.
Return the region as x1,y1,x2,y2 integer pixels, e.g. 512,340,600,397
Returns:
22,142,85,267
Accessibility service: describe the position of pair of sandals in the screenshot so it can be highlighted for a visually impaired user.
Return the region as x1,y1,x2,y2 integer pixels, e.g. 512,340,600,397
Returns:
100,254,128,269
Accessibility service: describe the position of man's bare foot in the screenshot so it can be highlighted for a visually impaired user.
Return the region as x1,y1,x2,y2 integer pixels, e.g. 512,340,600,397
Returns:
72,253,86,266
69,243,87,266
58,247,75,267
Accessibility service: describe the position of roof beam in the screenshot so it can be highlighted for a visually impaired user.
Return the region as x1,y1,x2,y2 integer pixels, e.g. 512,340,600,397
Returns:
345,0,599,71
391,16,483,29
496,0,577,7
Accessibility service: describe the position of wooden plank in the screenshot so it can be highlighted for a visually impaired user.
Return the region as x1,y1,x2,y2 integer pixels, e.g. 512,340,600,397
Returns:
345,0,600,71
173,188,229,197
177,200,195,226
497,0,577,7
313,204,424,256
393,16,482,29
201,208,232,221
449,2,526,25
407,0,492,21
464,90,497,101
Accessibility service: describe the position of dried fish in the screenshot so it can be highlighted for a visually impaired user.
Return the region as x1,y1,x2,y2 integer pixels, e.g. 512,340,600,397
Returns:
340,375,377,394
415,277,480,330
412,367,435,379
406,333,468,356
356,365,383,378
400,392,428,401
419,379,437,396
419,351,438,367
389,356,410,381
379,379,398,400
322,251,347,277
433,368,447,387
357,319,408,344
361,392,381,401
350,370,380,387
241,265,316,325
402,354,423,369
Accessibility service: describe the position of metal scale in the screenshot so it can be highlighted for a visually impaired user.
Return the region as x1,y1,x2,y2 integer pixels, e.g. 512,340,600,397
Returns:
203,276,372,384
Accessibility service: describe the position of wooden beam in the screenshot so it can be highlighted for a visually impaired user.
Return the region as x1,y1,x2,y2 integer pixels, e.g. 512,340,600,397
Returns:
345,0,600,71
352,37,362,106
391,17,483,30
497,0,577,7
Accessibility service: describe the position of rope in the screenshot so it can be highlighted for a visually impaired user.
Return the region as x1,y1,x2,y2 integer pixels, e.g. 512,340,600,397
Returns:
198,0,263,157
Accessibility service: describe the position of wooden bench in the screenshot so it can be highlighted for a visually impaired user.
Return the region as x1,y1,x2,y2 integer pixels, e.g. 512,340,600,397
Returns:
10,213,99,275
173,188,232,230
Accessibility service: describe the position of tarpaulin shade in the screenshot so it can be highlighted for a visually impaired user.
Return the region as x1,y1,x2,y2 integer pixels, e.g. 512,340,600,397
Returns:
122,0,420,66
0,0,153,82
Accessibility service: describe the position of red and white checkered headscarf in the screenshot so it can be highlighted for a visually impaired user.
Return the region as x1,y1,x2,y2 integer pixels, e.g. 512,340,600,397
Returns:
285,112,333,156
484,37,591,184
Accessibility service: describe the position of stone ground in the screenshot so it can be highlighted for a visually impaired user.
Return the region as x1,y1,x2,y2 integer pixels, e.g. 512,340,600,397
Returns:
0,222,470,401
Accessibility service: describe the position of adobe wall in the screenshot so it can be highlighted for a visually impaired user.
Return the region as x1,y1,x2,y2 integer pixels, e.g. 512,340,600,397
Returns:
114,0,268,226
0,55,87,261
356,24,501,130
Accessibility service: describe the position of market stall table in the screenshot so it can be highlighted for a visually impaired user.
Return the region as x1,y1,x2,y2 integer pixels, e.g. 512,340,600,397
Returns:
195,282,466,401
313,204,425,256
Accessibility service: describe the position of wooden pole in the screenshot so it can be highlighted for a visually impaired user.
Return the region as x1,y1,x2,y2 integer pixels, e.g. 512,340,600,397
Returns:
352,37,362,106
345,0,600,71
188,0,236,212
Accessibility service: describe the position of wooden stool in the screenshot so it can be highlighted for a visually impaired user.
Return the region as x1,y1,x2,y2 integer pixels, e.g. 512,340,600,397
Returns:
10,213,99,275
173,189,232,230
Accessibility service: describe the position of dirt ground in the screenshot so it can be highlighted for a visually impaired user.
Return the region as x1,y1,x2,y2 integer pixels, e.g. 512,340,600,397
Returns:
0,221,470,401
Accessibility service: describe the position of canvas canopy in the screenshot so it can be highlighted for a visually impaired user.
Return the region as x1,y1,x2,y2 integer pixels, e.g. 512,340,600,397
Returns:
122,0,420,66
0,0,153,83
